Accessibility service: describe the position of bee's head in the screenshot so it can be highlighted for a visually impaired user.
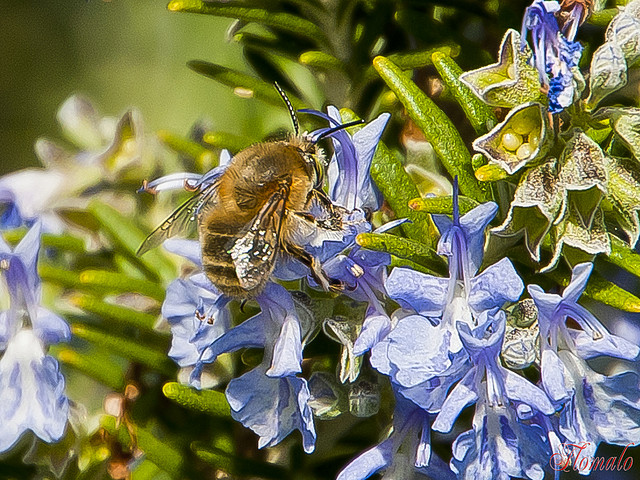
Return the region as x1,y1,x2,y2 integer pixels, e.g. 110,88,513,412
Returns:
289,134,326,189
273,82,363,188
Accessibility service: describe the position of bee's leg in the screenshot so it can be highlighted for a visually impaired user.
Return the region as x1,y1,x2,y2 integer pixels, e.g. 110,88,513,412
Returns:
306,188,338,214
283,242,345,293
301,189,345,231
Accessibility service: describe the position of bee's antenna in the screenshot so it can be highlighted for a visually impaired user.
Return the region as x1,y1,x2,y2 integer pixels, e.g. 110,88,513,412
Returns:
313,119,366,142
274,82,299,136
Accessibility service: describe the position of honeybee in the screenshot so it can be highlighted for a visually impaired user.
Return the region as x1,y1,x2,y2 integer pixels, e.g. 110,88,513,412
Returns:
139,86,362,298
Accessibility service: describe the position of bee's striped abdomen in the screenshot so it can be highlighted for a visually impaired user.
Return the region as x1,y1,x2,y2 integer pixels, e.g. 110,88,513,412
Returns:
201,222,260,298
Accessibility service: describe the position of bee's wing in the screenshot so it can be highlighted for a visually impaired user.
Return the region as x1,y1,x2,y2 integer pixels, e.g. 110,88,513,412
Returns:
229,184,289,290
137,183,218,256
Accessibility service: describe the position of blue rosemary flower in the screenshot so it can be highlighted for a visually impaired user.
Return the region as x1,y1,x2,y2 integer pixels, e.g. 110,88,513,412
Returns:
528,262,639,402
159,238,230,386
159,235,315,450
0,169,69,232
0,223,70,452
282,107,397,355
528,262,640,472
0,95,145,232
163,271,230,369
521,0,584,112
377,181,523,380
301,107,390,212
337,389,455,480
432,311,555,480
194,282,317,451
226,365,316,453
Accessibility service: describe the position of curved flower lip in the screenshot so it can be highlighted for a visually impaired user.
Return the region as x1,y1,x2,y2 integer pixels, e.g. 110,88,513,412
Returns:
432,195,498,277
473,102,552,175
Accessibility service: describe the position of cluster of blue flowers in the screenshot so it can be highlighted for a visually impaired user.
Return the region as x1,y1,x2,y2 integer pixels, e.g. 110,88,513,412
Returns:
338,178,640,479
0,223,70,453
155,106,640,479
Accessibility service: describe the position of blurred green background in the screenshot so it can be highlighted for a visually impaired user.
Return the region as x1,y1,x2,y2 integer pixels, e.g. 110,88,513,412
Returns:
0,0,281,175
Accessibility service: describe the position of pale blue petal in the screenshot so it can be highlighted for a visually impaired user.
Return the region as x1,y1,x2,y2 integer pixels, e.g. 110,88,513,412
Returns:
571,330,640,361
369,334,392,376
162,273,229,368
386,315,454,387
563,262,592,304
353,312,391,356
199,313,266,365
468,258,524,312
226,367,316,453
432,371,477,433
385,268,448,316
351,112,389,211
337,437,393,480
541,348,572,403
0,330,68,452
219,149,232,167
32,307,71,345
526,284,560,327
266,314,303,377
163,239,201,266
459,201,499,273
503,369,555,415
